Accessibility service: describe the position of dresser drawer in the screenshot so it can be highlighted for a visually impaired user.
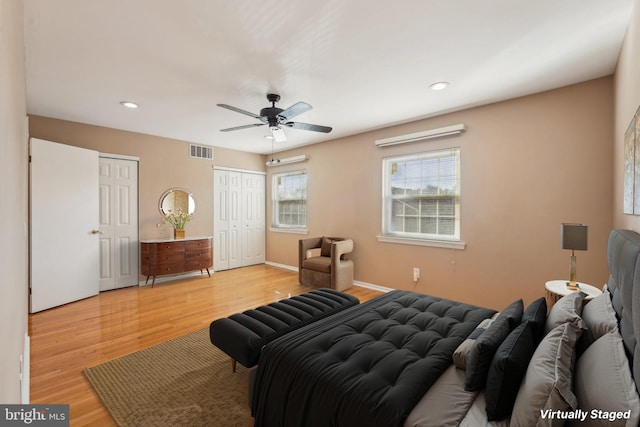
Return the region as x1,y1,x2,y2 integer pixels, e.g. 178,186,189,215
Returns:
186,247,211,258
149,252,184,264
154,241,186,254
186,259,213,270
149,262,184,276
185,239,211,251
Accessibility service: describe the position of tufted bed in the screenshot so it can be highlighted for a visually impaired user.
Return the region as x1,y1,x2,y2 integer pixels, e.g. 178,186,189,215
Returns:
250,229,640,426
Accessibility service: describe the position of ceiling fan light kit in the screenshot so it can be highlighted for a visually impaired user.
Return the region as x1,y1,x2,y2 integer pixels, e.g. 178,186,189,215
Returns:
375,123,466,147
217,94,332,143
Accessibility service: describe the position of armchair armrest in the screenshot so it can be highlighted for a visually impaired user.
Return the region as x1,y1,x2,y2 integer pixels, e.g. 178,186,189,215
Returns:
300,237,323,260
331,239,353,261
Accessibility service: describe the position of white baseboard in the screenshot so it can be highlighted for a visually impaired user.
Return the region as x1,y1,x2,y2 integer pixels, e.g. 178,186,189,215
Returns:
264,262,393,293
353,280,394,293
265,261,298,272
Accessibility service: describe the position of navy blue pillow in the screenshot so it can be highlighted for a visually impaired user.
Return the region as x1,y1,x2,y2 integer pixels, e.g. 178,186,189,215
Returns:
521,297,547,343
464,299,524,391
485,320,537,420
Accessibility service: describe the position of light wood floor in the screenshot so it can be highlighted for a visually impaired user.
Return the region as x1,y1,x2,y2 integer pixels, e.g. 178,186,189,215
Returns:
28,264,383,426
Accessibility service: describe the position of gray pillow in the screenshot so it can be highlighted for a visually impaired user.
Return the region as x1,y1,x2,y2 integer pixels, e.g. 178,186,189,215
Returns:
510,322,582,427
453,318,493,370
579,290,617,351
570,331,640,427
544,291,585,335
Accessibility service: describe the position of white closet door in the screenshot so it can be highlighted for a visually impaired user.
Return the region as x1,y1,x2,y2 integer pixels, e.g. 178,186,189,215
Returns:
228,171,243,269
98,157,139,291
213,170,229,271
30,138,100,313
213,169,265,271
242,173,265,266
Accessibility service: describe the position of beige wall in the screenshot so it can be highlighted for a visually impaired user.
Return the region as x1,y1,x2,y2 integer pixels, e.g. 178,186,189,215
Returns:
267,78,614,310
614,0,640,230
29,116,265,244
1,0,29,403
28,40,620,313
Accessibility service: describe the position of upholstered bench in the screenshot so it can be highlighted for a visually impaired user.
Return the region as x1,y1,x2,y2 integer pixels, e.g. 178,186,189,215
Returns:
209,288,359,371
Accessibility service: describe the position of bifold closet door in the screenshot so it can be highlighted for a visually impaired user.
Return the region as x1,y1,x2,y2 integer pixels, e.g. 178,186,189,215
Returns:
241,173,265,266
213,169,265,271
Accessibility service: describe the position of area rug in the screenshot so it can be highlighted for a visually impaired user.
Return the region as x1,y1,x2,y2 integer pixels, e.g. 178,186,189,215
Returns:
83,328,253,427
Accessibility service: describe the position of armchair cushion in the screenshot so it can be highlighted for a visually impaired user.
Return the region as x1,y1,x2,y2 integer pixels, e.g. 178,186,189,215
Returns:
302,256,332,274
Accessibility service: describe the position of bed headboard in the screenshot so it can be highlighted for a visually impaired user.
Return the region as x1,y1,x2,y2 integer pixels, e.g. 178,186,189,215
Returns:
607,229,640,391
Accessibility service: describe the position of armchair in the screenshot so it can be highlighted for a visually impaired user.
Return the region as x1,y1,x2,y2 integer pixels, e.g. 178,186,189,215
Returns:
299,237,354,291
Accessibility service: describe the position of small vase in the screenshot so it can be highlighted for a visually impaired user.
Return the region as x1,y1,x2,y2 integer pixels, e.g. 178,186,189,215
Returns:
174,228,185,239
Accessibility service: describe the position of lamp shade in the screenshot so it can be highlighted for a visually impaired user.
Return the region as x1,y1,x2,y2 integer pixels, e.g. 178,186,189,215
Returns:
561,223,588,251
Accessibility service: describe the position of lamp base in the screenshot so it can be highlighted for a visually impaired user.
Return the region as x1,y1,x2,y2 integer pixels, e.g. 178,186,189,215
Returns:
566,254,579,291
565,281,580,291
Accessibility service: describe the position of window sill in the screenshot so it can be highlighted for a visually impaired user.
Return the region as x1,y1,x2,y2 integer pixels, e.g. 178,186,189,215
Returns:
376,235,466,250
270,227,308,235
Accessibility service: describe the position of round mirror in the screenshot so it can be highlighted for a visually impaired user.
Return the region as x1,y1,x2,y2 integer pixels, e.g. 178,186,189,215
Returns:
159,188,196,216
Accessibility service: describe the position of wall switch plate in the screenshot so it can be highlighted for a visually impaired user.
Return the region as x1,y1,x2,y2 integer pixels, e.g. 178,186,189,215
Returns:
413,267,420,282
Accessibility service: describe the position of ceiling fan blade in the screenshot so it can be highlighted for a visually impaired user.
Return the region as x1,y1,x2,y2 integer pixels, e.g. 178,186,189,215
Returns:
217,104,262,120
270,126,287,142
285,122,332,133
220,123,265,132
279,102,312,120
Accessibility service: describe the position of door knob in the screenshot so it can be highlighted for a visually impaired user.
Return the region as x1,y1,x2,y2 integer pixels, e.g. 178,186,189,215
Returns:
91,229,103,234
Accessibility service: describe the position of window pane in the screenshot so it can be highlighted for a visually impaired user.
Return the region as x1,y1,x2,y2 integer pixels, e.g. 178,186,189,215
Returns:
439,218,455,235
383,148,460,240
421,216,437,234
274,171,307,228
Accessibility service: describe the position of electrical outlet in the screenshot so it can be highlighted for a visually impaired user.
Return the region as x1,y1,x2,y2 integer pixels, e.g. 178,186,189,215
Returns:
413,267,420,282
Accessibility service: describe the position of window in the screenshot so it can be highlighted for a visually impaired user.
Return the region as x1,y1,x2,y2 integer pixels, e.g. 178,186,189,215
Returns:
272,170,307,230
382,148,460,243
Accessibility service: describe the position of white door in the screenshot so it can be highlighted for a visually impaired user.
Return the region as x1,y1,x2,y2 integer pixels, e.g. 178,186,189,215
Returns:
242,173,265,266
228,171,243,269
213,168,265,271
30,138,100,313
98,157,139,291
213,170,229,270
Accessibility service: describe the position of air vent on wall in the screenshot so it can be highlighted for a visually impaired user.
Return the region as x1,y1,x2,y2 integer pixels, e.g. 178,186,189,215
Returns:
190,144,213,160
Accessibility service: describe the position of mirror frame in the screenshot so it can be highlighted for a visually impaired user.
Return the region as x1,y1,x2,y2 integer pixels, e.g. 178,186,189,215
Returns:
158,188,196,217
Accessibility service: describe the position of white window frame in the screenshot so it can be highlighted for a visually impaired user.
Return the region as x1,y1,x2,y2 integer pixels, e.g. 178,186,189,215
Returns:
378,148,465,249
271,169,308,233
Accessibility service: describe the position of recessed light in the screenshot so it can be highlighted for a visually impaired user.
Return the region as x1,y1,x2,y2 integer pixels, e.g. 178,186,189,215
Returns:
120,101,139,109
429,82,449,91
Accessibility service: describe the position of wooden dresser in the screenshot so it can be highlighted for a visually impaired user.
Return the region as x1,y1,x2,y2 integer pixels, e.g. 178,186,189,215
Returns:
141,236,212,286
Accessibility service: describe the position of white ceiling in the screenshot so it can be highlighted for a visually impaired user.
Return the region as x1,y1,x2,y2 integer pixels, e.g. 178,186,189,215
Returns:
23,0,633,155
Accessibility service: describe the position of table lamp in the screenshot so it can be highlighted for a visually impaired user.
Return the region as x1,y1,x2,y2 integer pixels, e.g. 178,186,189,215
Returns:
561,223,588,290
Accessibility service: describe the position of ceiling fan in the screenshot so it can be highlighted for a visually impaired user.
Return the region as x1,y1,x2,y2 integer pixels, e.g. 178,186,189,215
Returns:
217,94,332,142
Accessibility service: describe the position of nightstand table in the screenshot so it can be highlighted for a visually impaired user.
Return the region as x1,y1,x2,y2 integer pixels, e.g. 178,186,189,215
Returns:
544,280,602,309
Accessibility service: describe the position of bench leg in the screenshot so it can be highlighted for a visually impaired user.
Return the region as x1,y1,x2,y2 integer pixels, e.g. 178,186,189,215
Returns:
232,358,237,373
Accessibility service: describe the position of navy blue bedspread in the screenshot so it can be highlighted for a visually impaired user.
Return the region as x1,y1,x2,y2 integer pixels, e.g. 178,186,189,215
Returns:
252,290,497,427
